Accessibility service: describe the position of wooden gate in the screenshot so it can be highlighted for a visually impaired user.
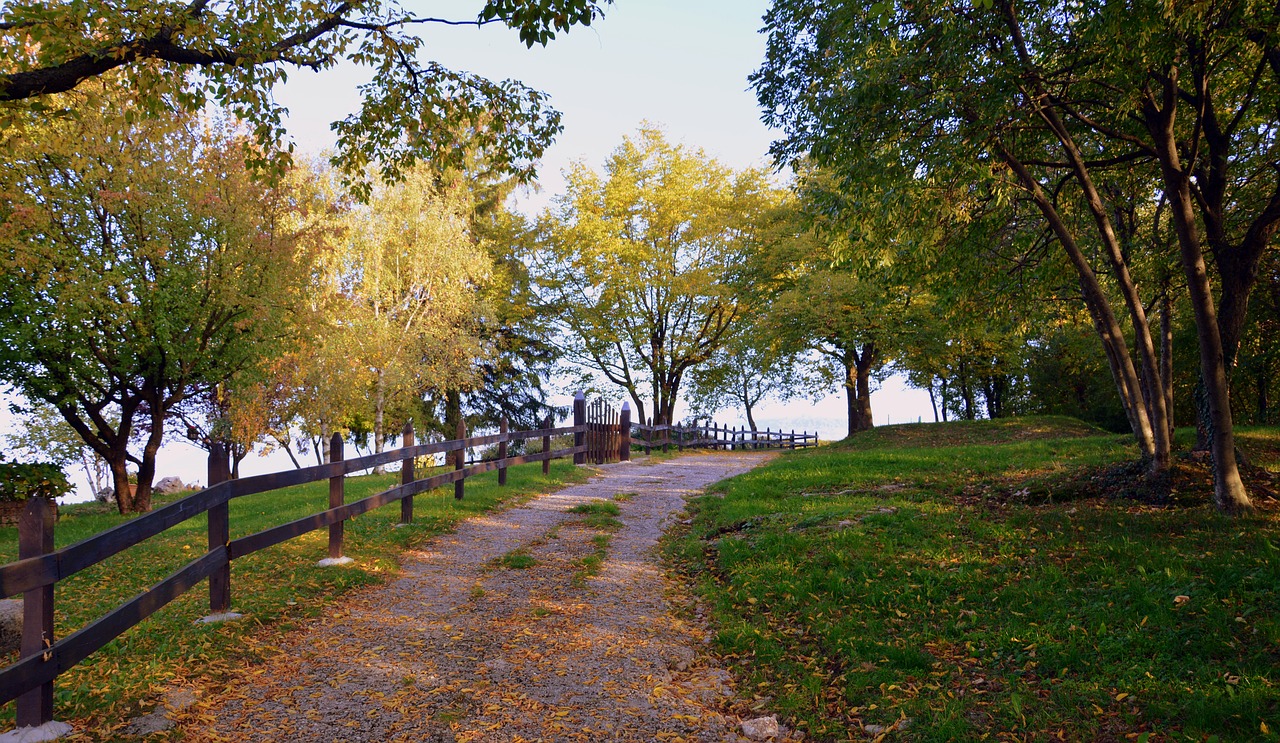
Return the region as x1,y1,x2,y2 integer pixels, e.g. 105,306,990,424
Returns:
574,393,631,465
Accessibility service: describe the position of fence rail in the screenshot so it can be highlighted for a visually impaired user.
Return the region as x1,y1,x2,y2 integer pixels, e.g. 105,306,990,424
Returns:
631,420,818,453
0,409,597,729
0,393,815,731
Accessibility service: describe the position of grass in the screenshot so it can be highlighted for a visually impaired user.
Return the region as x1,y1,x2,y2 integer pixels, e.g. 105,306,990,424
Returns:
665,416,1280,742
497,548,537,570
0,459,589,736
566,499,622,585
566,499,622,531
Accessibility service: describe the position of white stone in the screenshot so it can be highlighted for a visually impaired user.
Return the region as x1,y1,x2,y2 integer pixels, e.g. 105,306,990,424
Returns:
154,477,186,495
0,721,74,742
741,715,780,740
196,612,242,624
317,557,354,567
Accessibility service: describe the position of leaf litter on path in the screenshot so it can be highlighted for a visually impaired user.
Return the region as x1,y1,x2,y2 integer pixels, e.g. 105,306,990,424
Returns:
173,454,798,742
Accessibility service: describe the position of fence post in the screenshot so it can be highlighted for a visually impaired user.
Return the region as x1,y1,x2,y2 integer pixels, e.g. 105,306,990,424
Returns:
16,496,56,729
542,414,552,475
791,429,796,451
498,416,509,486
596,402,606,465
327,434,347,560
400,422,414,524
207,442,232,617
455,418,466,500
620,402,631,462
573,392,586,465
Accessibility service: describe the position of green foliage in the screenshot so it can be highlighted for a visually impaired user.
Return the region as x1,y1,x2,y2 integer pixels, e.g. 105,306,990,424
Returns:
0,0,612,192
668,419,1280,740
0,460,72,503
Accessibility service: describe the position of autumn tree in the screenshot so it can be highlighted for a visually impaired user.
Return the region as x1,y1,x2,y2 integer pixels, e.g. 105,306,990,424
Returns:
531,127,783,425
685,324,806,433
0,83,325,512
337,165,490,468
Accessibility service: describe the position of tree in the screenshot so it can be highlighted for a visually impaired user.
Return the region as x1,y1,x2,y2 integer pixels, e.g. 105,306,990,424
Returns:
338,165,490,468
685,323,806,432
754,0,1275,511
4,402,112,498
0,0,611,192
0,83,325,512
532,127,783,425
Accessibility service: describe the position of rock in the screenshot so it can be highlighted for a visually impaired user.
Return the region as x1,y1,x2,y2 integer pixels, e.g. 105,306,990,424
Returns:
154,477,186,495
0,720,74,742
163,688,199,712
741,715,780,740
0,600,21,655
94,488,116,505
124,712,173,737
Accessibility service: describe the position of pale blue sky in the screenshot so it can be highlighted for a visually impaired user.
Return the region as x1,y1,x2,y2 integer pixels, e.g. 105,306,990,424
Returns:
272,0,779,214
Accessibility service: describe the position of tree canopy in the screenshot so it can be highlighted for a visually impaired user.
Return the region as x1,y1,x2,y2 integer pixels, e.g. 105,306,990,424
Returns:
0,83,330,511
532,127,785,425
0,0,611,191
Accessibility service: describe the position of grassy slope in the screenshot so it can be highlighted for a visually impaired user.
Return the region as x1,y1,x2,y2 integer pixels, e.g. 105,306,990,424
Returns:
668,417,1280,742
0,460,590,736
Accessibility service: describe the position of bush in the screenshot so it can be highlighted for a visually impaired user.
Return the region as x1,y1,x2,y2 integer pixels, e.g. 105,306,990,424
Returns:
0,459,73,502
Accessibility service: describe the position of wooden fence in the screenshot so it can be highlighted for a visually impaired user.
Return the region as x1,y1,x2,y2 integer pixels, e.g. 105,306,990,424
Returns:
631,419,818,453
0,393,814,730
0,404,599,729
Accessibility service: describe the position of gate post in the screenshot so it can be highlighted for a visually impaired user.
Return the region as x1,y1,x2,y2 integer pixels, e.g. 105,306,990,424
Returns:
16,496,56,729
620,402,631,462
573,392,586,465
400,422,415,524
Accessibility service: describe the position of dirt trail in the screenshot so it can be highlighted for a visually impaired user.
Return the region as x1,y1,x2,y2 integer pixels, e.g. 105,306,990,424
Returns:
175,452,792,742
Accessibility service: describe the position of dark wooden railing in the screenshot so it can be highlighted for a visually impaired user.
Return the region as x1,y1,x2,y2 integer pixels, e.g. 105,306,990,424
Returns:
0,394,816,731
631,419,818,454
0,408,594,729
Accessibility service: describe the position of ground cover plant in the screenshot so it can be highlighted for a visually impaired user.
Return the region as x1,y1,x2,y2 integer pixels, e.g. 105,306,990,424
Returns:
0,460,589,736
668,416,1280,741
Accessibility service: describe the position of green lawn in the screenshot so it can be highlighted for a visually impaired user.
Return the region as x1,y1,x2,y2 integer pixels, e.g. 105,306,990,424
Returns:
0,459,590,735
667,417,1280,742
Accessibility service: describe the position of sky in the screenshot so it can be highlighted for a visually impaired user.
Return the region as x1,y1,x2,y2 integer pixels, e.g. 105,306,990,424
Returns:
7,0,935,501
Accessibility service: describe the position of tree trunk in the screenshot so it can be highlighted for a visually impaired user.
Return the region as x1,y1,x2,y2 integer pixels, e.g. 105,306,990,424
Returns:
445,389,462,441
372,369,386,475
1144,87,1251,513
1161,290,1175,440
109,459,133,514
320,421,331,465
928,379,940,423
993,140,1157,457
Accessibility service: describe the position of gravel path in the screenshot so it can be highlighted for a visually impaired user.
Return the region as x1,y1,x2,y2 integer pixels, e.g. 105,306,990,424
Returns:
175,452,792,742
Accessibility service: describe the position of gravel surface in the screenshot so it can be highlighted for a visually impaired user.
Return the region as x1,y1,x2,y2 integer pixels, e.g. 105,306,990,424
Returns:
174,452,796,742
